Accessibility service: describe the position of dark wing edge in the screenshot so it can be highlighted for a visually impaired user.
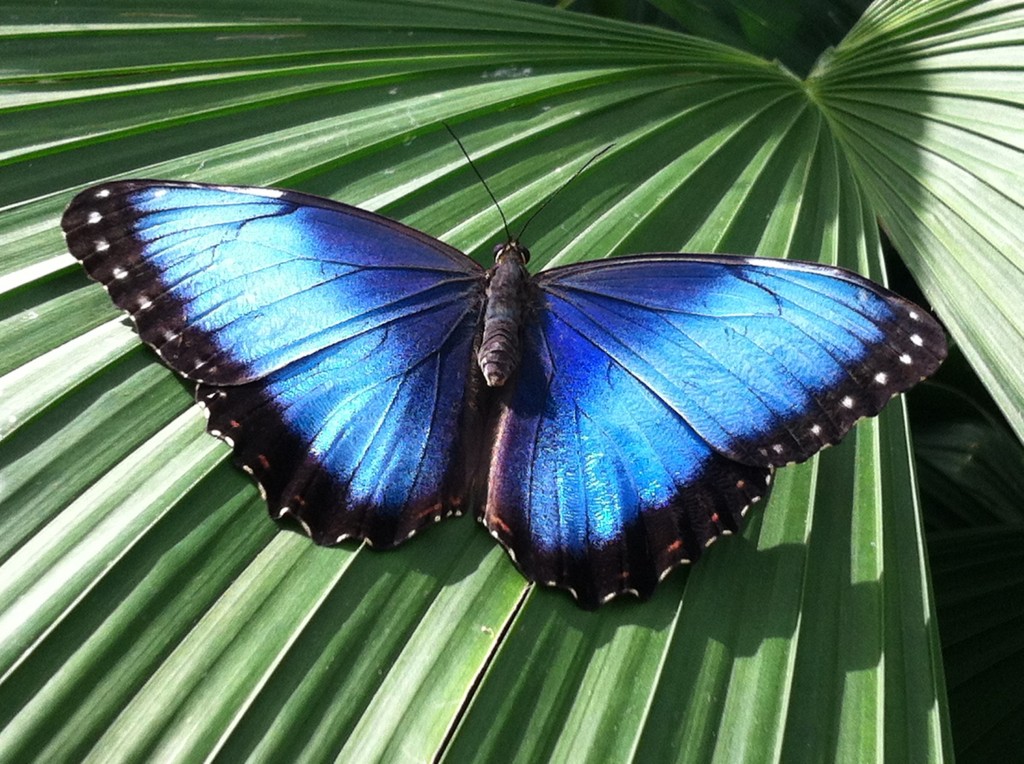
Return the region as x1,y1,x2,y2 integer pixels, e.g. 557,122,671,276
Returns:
485,444,774,609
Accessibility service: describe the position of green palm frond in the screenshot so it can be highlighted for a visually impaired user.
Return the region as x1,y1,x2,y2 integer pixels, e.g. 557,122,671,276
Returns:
3,1,1022,760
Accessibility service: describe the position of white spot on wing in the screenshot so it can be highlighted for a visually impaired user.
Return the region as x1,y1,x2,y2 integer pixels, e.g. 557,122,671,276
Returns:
811,424,822,435
96,188,111,198
910,334,923,347
87,211,102,224
874,371,888,384
900,353,912,365
95,239,109,252
841,395,854,409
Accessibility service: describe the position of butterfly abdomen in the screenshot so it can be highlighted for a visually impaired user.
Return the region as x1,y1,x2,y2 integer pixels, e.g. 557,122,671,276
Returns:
478,242,531,387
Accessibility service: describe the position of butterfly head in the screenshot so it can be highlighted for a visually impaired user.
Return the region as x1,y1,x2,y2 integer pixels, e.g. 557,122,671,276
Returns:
493,240,530,265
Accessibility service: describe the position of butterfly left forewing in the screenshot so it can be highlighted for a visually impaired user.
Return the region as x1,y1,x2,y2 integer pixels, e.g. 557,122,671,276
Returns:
62,181,483,385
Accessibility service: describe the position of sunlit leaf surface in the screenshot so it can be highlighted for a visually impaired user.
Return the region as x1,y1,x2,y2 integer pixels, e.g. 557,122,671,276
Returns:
4,0,1021,760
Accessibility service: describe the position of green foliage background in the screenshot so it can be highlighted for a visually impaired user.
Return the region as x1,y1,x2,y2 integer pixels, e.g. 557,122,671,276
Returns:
2,1,1023,761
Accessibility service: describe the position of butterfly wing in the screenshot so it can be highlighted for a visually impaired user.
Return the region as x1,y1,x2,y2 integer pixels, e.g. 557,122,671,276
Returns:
62,181,487,546
484,254,946,607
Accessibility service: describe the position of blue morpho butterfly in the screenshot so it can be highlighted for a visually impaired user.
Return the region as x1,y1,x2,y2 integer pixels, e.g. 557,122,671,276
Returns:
61,163,946,608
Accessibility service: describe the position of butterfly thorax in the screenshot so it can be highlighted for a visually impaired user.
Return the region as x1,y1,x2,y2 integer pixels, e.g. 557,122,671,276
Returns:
478,241,531,387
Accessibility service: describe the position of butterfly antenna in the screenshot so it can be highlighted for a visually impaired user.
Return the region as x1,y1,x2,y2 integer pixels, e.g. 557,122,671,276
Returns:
444,123,513,242
514,143,614,242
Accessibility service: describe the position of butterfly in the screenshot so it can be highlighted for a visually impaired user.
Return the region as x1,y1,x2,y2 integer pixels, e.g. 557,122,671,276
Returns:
61,179,947,608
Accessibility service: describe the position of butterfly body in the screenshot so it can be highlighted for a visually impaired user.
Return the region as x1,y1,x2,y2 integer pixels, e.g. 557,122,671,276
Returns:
477,241,532,387
62,180,947,608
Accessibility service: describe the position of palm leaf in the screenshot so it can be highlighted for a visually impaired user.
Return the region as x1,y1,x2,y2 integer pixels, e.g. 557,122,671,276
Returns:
3,0,1020,759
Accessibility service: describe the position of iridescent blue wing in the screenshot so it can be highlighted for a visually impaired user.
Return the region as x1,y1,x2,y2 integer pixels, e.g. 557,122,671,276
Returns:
484,255,946,607
62,181,486,546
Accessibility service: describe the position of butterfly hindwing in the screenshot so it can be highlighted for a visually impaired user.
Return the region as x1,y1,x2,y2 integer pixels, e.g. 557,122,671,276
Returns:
483,255,945,606
62,181,487,546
